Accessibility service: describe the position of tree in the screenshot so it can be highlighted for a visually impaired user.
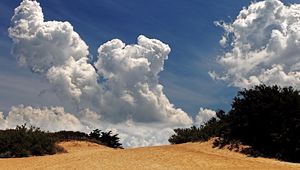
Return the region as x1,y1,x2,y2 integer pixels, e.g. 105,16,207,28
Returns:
89,129,122,148
99,131,122,148
89,129,101,139
220,85,300,162
169,84,300,162
168,112,225,144
0,124,58,158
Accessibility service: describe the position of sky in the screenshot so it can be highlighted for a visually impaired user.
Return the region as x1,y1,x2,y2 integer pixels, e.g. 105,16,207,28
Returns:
1,0,300,147
0,0,248,115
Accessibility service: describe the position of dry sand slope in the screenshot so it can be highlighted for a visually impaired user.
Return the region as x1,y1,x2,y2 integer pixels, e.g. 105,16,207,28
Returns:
0,140,299,170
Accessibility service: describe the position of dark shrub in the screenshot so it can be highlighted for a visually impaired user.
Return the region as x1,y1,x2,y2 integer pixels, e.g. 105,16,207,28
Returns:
0,125,123,158
51,129,123,148
169,126,204,144
52,131,89,142
89,129,122,148
218,85,300,162
169,110,226,144
89,129,101,139
169,84,300,162
0,125,58,158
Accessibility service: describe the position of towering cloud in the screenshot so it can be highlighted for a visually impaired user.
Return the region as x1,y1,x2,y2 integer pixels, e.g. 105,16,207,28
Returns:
95,36,192,124
9,0,100,106
6,0,193,146
212,0,300,89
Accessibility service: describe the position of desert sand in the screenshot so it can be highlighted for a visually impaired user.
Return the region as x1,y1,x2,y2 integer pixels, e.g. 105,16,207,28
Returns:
0,140,299,170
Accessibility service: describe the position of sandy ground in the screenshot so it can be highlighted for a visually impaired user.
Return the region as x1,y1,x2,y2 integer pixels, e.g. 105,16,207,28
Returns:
0,140,299,170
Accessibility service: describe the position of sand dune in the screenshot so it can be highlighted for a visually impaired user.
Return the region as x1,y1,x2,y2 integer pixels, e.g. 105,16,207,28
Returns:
0,140,299,170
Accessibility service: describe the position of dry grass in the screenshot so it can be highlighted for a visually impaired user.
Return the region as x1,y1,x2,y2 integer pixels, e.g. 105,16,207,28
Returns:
0,140,299,170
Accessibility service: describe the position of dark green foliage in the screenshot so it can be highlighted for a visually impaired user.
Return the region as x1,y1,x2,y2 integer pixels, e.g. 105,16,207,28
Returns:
0,125,123,158
168,126,204,144
52,131,89,141
51,129,123,148
169,84,300,162
218,85,300,162
0,125,58,158
168,111,226,144
89,129,122,148
89,129,101,139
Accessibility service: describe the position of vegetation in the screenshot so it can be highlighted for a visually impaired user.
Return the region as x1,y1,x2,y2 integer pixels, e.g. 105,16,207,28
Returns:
89,129,122,148
169,112,224,144
219,85,300,162
169,84,300,163
0,125,59,158
0,125,123,158
51,131,89,142
51,129,122,148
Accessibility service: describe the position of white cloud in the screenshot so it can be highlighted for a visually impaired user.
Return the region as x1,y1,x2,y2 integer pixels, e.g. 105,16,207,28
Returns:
195,108,217,126
212,0,300,89
9,0,100,106
6,0,193,147
95,36,192,125
0,105,85,131
0,112,7,129
9,0,192,126
103,121,175,147
0,105,179,148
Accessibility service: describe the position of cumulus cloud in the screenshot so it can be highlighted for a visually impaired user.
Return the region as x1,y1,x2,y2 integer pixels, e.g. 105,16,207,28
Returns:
0,105,175,148
0,105,85,131
8,0,191,125
0,112,6,129
9,0,100,106
7,0,193,146
195,108,217,126
212,0,300,89
95,36,192,125
103,121,175,147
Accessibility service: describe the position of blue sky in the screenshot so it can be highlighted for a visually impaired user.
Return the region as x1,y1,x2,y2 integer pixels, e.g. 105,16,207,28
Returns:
0,0,299,117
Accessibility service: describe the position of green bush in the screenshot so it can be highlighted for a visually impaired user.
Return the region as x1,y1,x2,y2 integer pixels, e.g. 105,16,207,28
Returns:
169,84,300,163
51,131,89,142
52,129,123,148
169,111,225,144
217,85,300,162
0,125,123,158
89,129,122,148
0,125,59,158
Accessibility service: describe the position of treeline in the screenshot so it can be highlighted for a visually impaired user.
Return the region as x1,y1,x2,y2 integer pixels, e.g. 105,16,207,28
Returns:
169,114,224,144
0,125,122,158
51,129,122,149
169,85,300,163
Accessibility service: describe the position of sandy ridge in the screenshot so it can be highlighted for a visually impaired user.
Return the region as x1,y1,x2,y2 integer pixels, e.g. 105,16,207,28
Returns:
0,140,299,170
